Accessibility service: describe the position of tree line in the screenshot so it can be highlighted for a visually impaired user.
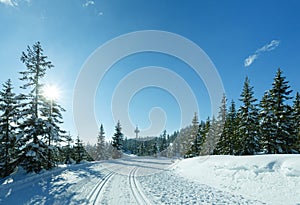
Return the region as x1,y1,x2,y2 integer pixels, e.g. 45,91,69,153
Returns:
161,69,300,157
103,68,299,158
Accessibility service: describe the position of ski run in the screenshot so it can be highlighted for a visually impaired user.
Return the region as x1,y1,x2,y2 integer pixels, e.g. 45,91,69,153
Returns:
0,154,299,205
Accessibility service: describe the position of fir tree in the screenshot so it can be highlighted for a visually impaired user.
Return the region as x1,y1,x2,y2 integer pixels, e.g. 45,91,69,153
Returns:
228,100,239,155
216,100,238,155
178,125,192,156
218,94,227,129
196,121,207,155
18,42,56,173
159,130,168,152
259,91,276,153
112,121,124,153
96,124,106,160
188,113,203,156
237,77,260,155
40,90,66,169
214,95,228,155
74,135,85,164
64,133,73,164
0,79,20,177
268,68,294,153
203,116,218,155
191,113,200,155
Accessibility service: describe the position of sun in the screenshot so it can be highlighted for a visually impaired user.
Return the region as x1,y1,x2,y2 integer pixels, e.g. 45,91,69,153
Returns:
42,84,60,101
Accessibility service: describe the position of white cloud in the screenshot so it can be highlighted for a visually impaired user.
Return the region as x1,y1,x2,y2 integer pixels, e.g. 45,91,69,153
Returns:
0,0,17,7
83,0,95,7
244,54,258,67
257,40,280,52
244,40,280,67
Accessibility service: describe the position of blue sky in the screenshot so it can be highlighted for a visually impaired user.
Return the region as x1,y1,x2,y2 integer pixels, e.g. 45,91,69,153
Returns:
0,0,299,143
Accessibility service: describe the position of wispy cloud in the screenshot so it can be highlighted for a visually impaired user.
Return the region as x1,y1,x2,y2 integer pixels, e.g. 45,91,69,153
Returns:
244,40,280,67
83,0,95,7
244,54,258,67
0,0,17,7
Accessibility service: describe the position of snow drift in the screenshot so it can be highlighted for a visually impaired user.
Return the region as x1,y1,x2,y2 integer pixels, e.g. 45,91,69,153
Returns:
174,154,300,205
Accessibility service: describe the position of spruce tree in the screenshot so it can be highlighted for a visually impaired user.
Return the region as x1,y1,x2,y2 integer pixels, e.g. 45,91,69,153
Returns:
259,91,276,153
237,77,260,155
196,121,207,155
96,124,106,160
203,116,218,155
268,68,294,153
216,100,238,155
215,95,228,155
0,79,20,177
40,90,66,169
178,125,192,157
228,100,239,155
112,121,124,151
190,113,199,156
74,135,85,164
200,118,210,154
218,94,227,129
64,133,73,164
18,42,55,173
159,130,168,152
189,113,207,156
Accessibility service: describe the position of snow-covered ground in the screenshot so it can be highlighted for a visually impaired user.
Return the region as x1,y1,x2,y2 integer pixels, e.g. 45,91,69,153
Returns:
174,155,300,205
0,155,299,204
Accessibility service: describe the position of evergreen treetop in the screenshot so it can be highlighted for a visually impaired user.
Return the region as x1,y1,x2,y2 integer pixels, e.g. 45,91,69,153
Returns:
112,120,124,151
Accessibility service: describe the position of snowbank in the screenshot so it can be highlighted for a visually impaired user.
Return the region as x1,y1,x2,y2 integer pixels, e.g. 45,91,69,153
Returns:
174,155,300,205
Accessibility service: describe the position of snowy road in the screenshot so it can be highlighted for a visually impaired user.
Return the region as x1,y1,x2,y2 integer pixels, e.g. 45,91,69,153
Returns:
0,156,269,204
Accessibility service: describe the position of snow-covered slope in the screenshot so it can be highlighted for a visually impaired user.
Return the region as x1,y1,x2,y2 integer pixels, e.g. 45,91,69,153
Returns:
174,155,300,205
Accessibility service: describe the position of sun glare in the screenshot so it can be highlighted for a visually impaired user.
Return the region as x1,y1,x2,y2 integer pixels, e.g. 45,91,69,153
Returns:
42,84,60,101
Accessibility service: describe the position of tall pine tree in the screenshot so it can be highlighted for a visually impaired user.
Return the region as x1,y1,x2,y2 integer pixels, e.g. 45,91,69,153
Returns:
112,120,124,158
74,135,85,164
18,42,56,173
203,116,218,155
215,95,228,155
186,113,200,156
216,100,238,155
259,91,276,153
237,77,260,155
96,124,106,160
268,68,294,153
40,93,66,169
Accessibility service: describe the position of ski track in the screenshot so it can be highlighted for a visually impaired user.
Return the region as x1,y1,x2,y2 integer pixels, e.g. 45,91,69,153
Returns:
128,167,152,205
87,171,115,205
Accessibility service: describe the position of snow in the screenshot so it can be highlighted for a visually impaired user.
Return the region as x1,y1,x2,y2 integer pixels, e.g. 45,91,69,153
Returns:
0,155,299,204
174,154,300,205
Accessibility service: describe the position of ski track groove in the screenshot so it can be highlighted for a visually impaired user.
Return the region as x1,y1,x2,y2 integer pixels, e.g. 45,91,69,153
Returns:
129,166,152,205
87,170,115,205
